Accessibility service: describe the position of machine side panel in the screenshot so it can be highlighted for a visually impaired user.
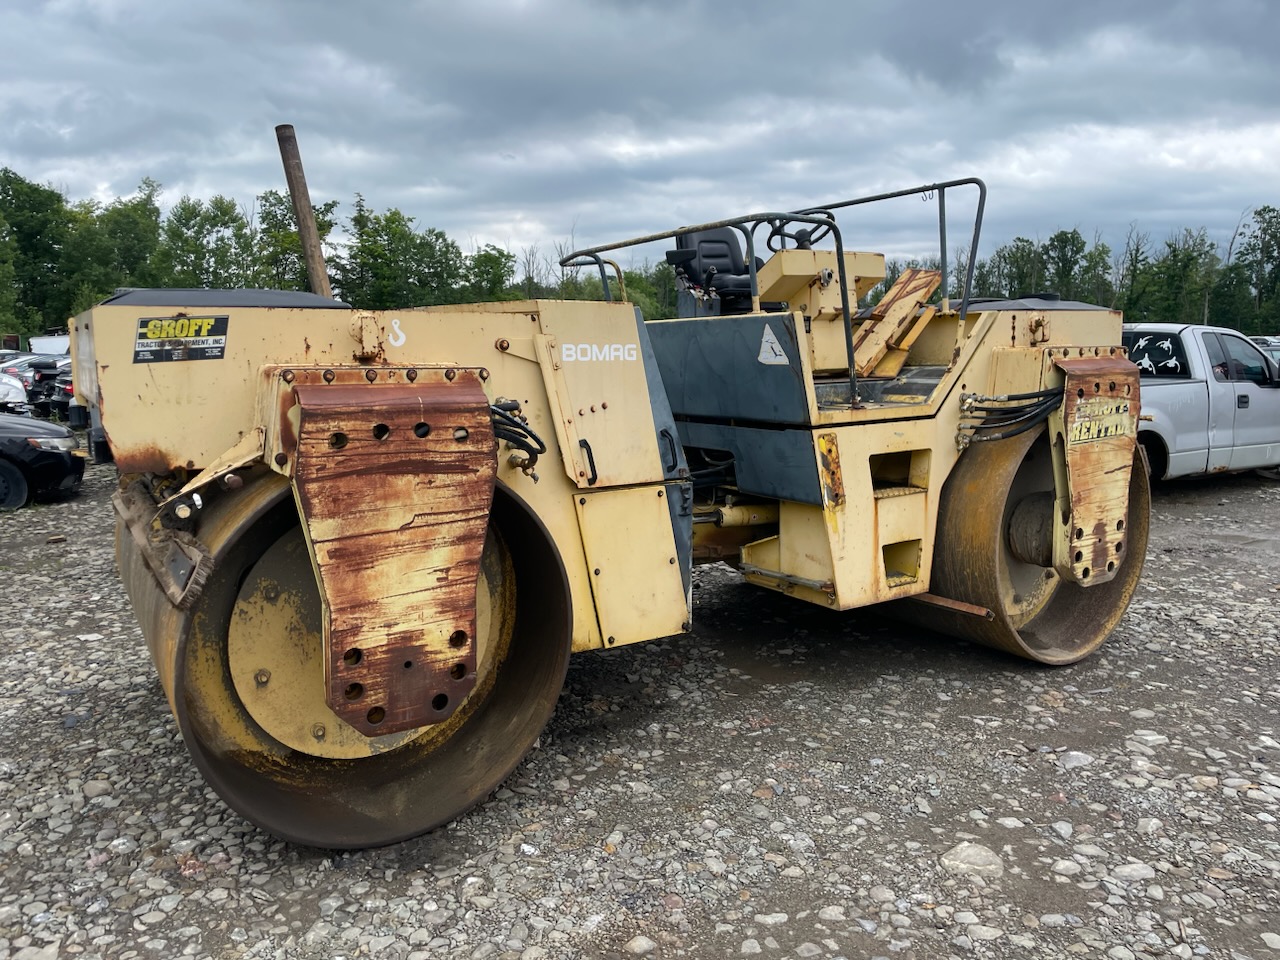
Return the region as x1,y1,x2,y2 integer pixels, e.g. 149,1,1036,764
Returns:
647,314,815,425
678,421,823,506
532,302,667,488
574,487,689,645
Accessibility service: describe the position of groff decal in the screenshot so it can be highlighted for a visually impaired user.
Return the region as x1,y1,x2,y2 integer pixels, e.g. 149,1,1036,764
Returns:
134,315,229,364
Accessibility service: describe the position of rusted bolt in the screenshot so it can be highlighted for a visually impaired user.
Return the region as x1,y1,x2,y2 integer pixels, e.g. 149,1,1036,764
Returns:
223,473,243,490
578,409,585,416
254,669,271,687
496,339,510,351
601,402,608,409
669,557,676,564
607,636,616,645
263,584,280,602
579,497,586,505
590,405,596,413
445,368,457,381
594,568,601,575
281,369,295,383
479,368,489,381
365,368,378,382
311,723,326,741
323,369,335,383
406,368,418,382
274,453,288,467
657,490,664,498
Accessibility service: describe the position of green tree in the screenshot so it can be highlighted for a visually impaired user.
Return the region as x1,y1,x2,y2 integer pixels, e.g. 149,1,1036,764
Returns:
1042,229,1087,299
1209,260,1256,331
992,237,1044,297
0,168,72,331
0,213,19,333
51,180,164,314
464,243,516,301
333,197,466,308
1077,235,1114,306
1113,226,1154,321
250,189,339,291
154,195,257,288
1147,228,1219,326
1238,205,1280,328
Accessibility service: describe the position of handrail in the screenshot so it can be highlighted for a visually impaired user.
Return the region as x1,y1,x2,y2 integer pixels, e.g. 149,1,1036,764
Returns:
559,177,988,404
563,210,853,393
560,254,628,303
794,177,986,321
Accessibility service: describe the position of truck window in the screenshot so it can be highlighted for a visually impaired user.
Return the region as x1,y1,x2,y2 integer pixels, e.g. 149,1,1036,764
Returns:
1201,332,1230,382
1221,333,1270,385
1125,331,1190,378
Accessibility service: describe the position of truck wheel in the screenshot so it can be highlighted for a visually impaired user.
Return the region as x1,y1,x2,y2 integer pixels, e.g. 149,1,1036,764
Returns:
1138,435,1166,481
122,475,572,848
0,460,28,511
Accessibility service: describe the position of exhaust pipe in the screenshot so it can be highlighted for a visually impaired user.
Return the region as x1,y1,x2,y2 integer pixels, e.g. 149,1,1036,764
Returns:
275,124,334,298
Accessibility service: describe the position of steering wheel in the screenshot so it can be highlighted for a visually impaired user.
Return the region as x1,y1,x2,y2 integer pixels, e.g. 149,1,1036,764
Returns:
766,215,834,252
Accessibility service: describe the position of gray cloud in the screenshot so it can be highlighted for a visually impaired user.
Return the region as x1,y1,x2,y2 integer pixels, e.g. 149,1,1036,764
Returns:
3,0,1278,270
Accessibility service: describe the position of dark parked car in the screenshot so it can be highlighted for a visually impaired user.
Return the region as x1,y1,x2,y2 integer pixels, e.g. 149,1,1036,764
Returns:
0,413,85,509
28,356,72,414
1,354,56,396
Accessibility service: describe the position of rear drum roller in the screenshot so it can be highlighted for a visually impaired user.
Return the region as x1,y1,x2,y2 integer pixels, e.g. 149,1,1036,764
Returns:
171,478,571,848
924,424,1149,664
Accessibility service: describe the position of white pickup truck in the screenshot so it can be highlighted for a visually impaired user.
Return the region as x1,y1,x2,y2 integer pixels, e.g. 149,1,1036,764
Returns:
1122,322,1280,480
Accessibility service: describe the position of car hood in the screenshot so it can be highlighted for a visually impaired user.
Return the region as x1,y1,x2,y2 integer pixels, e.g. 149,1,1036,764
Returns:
0,412,74,439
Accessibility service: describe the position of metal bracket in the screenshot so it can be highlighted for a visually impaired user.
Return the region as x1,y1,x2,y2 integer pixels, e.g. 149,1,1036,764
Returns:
280,368,497,736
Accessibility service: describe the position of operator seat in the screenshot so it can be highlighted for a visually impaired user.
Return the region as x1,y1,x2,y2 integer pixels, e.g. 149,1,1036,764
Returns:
674,228,756,314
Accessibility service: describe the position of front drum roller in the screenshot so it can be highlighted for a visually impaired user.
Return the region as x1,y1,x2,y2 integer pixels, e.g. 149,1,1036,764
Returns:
922,423,1149,664
121,472,571,848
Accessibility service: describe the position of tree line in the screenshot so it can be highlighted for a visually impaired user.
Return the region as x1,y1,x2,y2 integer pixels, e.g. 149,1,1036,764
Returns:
1,167,1276,337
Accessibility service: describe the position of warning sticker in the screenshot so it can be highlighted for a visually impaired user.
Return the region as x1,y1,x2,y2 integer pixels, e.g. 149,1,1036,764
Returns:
757,323,789,365
133,315,229,364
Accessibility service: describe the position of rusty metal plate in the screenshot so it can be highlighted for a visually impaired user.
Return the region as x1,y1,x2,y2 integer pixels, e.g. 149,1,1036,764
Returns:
286,371,497,736
1054,356,1141,586
852,268,941,376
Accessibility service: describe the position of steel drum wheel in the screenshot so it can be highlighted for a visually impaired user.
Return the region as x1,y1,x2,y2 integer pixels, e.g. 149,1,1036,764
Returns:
172,479,571,848
927,424,1150,664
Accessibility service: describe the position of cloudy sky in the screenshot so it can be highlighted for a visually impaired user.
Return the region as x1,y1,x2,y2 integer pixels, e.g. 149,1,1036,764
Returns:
3,0,1278,270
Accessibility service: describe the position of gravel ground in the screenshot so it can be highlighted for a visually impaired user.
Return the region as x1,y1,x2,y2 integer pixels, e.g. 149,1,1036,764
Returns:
1,461,1279,960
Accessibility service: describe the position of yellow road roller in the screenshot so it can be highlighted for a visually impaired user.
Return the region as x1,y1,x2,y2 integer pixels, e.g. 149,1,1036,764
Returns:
71,177,1147,847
